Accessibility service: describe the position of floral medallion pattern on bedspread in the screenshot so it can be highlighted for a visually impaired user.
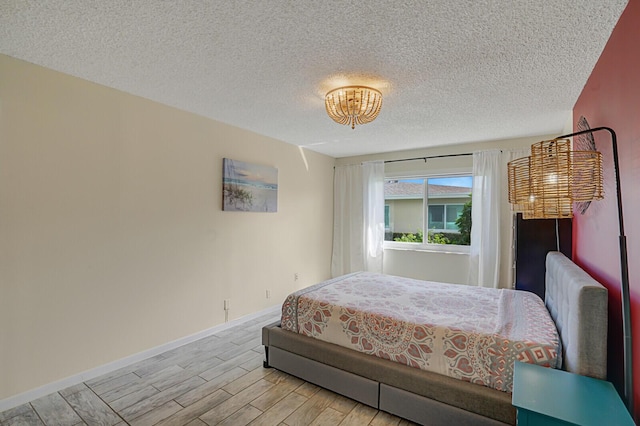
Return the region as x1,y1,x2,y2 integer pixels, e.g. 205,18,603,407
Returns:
280,272,561,392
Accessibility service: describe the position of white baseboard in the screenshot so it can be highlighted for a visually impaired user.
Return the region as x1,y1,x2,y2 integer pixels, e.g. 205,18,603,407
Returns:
0,305,280,412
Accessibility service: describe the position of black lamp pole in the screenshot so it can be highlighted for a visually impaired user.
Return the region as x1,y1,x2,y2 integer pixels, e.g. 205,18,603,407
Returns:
555,126,633,415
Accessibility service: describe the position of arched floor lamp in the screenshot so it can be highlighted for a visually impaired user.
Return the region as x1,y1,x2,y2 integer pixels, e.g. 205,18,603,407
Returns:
508,126,632,416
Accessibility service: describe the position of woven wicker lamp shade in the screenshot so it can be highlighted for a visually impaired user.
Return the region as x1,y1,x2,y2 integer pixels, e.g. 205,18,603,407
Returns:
529,139,574,219
507,138,603,219
507,156,537,219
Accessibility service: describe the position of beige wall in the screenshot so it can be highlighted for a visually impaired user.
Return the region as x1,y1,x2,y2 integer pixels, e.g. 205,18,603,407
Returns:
0,55,335,400
386,199,421,234
383,250,470,284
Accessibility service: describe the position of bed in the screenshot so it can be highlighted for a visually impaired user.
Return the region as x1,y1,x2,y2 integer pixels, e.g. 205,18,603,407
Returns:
261,252,607,425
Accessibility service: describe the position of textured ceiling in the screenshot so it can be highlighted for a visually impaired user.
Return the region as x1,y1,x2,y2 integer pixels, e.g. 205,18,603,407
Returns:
0,1,628,158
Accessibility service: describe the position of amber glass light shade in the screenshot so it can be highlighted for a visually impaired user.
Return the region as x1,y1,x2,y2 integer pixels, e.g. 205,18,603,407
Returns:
325,86,382,129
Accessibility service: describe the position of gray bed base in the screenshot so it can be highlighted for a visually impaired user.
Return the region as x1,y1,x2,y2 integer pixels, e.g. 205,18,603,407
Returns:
262,251,607,425
262,326,512,425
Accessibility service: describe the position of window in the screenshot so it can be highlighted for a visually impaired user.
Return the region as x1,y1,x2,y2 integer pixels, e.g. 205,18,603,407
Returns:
428,204,465,231
445,204,464,230
384,175,472,248
384,205,390,230
428,205,444,230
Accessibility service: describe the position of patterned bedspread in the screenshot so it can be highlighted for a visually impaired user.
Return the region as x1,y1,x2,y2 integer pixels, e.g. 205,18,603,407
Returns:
281,272,561,392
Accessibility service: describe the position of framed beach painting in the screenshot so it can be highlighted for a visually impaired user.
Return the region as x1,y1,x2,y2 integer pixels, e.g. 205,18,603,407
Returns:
222,158,278,212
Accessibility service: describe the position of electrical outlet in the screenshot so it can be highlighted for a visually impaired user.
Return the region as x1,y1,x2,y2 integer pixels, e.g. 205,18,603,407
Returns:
266,289,271,299
294,273,299,282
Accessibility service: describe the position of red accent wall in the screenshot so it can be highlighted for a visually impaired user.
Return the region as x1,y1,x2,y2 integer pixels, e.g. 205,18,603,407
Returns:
573,0,640,420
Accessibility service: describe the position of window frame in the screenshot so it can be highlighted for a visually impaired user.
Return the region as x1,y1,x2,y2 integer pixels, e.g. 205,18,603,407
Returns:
383,171,472,254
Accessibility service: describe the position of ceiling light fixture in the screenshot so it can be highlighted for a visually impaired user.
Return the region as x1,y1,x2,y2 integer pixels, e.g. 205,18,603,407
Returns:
325,86,382,129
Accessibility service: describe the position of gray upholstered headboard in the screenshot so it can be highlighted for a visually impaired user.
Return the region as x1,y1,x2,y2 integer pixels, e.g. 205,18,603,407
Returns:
545,251,608,379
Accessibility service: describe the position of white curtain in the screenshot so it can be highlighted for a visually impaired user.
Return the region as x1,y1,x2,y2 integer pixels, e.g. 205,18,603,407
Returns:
331,161,385,277
362,162,385,272
501,148,530,288
468,150,502,288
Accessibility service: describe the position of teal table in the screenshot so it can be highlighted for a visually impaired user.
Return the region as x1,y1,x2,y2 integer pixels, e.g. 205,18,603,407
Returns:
512,362,634,425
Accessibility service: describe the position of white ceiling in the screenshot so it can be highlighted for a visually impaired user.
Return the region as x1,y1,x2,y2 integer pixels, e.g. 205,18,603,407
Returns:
0,1,628,158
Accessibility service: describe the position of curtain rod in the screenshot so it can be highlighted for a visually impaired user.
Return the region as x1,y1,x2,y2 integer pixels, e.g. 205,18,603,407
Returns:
335,152,475,168
384,152,473,164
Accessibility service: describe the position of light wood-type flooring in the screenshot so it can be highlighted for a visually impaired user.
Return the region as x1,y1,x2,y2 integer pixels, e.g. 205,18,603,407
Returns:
0,311,417,426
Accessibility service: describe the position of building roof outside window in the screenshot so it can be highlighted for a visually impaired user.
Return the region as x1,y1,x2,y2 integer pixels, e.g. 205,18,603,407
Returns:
385,180,471,200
